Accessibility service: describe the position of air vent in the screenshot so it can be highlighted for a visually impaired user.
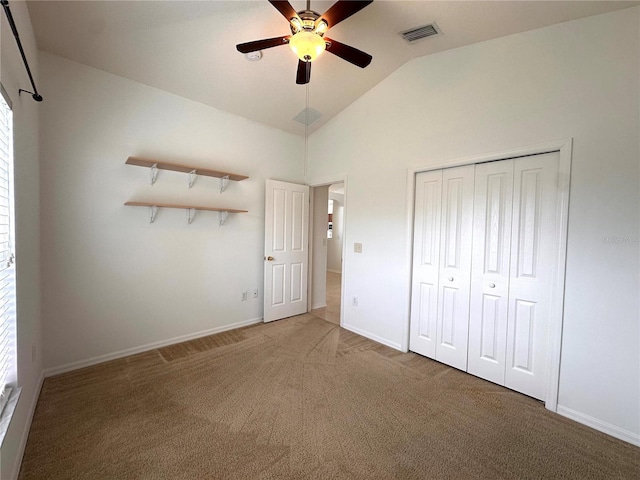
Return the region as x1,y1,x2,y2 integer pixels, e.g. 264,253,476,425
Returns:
293,107,322,126
399,23,441,44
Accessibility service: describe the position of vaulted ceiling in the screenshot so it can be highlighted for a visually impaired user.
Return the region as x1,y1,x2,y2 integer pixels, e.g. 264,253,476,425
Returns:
28,1,638,135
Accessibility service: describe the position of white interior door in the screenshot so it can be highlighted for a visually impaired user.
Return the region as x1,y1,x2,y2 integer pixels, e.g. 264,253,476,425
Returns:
435,165,475,370
264,179,309,323
467,160,514,384
505,152,559,400
409,170,443,359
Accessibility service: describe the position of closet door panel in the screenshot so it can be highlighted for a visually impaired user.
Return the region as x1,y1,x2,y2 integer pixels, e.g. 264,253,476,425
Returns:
468,160,514,384
409,170,442,359
435,165,475,370
505,152,559,400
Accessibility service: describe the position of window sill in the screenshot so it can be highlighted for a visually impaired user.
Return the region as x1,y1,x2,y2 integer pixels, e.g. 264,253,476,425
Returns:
0,387,21,447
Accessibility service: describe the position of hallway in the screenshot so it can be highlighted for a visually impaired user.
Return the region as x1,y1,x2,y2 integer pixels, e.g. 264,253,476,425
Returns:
311,271,341,325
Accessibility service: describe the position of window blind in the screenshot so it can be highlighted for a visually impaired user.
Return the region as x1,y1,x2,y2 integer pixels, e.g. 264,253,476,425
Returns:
0,94,15,416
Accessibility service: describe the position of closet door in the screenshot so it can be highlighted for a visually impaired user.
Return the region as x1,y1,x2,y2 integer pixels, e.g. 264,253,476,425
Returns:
435,165,475,370
409,170,442,359
505,152,559,400
467,160,514,384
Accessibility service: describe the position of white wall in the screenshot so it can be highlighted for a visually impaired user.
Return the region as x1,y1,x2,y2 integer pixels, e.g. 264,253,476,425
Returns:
308,8,640,443
311,186,328,309
0,2,43,479
327,191,343,273
39,52,304,372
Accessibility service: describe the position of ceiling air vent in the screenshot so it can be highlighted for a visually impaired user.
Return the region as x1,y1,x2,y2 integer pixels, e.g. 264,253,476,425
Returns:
399,23,441,44
293,107,322,126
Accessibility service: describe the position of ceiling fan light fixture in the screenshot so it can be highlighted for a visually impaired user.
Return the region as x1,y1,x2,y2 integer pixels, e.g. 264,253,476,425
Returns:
290,17,303,33
289,31,326,62
315,19,328,34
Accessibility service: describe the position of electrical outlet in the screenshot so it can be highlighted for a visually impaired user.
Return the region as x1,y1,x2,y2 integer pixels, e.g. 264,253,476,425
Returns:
354,242,363,253
352,296,358,307
251,288,259,299
241,291,248,302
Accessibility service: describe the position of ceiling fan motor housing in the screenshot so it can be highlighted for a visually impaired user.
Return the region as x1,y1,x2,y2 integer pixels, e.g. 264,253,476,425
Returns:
290,10,323,35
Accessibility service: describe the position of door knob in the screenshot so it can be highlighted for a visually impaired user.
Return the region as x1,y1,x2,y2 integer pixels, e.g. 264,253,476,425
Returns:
266,256,274,261
448,276,454,282
489,283,496,288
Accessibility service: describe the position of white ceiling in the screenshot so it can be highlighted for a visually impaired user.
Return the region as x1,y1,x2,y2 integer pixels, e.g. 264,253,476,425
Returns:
28,1,638,136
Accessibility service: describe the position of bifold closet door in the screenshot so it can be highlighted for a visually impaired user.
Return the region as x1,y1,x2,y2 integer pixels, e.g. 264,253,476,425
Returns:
410,165,475,370
467,160,514,385
409,170,442,359
504,152,560,400
411,153,561,400
435,165,475,370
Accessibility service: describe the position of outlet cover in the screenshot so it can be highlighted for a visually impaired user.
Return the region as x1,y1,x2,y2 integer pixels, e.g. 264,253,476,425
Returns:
354,243,363,253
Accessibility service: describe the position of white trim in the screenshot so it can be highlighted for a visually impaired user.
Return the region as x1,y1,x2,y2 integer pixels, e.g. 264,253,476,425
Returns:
326,268,342,275
311,302,327,310
407,138,572,173
342,323,402,351
544,139,572,412
405,138,573,410
402,167,416,353
307,186,316,314
306,175,348,329
557,405,640,447
9,372,44,480
44,318,263,377
0,83,12,110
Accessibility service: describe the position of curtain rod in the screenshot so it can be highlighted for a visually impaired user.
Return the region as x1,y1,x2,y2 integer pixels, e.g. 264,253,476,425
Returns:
1,0,42,102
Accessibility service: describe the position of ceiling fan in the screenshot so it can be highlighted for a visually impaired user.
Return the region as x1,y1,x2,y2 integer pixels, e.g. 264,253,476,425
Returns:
236,0,373,85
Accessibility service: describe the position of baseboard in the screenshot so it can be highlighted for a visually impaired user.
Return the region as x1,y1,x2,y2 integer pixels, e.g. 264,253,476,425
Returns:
10,371,44,480
327,269,342,274
311,302,327,310
341,323,402,351
44,317,263,377
556,405,640,447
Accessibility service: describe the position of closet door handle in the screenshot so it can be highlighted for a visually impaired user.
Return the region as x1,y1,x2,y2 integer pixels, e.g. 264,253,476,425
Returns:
489,283,496,288
448,276,454,282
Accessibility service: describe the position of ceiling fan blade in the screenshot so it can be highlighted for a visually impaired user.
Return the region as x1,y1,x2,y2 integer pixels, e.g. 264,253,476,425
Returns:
296,60,311,85
236,36,290,54
268,0,301,24
320,0,373,29
325,38,372,68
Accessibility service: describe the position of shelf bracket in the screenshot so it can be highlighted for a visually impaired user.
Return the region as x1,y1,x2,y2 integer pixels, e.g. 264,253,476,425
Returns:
219,210,229,226
149,205,158,223
150,163,159,185
186,208,195,225
220,175,230,193
188,169,197,189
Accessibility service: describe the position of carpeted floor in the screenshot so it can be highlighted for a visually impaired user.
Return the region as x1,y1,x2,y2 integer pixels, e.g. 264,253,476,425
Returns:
19,314,640,479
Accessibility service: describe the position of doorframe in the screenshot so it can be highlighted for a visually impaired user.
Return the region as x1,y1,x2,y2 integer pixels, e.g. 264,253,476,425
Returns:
307,175,348,327
404,138,572,412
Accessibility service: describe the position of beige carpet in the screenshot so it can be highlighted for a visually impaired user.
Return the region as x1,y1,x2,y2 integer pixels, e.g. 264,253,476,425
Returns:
19,314,640,479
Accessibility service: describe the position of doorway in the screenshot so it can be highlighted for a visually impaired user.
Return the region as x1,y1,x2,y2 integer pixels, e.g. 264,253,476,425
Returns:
310,182,345,325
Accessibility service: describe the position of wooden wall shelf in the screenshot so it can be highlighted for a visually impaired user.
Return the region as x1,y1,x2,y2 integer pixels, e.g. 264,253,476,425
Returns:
126,157,248,181
125,201,248,225
126,157,248,192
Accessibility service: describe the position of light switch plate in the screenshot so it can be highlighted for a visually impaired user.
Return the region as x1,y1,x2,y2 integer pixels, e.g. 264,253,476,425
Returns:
354,242,363,253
